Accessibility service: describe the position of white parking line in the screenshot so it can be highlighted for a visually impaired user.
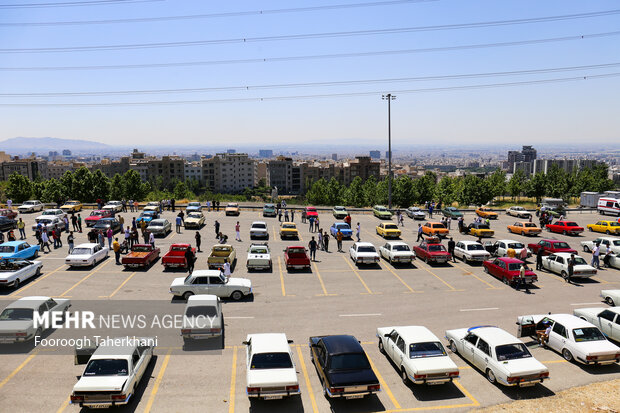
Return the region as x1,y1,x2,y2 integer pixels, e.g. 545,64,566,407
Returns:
459,307,499,312
570,302,603,306
339,313,382,317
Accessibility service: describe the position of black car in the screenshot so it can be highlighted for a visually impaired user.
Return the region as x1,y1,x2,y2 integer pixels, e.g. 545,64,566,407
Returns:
0,216,17,232
309,335,380,399
92,218,121,234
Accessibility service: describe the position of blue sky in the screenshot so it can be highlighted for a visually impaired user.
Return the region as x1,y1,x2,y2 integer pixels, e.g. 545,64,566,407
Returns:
1,0,619,147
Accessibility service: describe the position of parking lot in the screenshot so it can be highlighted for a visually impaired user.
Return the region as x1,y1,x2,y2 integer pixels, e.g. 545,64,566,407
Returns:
1,206,619,413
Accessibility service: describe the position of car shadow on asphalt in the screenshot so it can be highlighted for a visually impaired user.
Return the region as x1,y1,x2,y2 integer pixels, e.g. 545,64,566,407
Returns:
576,362,620,375
249,394,304,413
323,394,386,413
182,330,225,352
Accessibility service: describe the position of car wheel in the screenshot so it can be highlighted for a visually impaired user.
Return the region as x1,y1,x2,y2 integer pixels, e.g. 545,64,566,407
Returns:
33,250,39,258
561,271,567,280
562,349,573,362
508,228,511,233
483,266,489,273
401,368,410,385
13,278,20,288
502,277,509,285
605,297,615,306
589,227,593,232
606,230,611,235
449,340,458,354
521,231,525,236
35,267,41,276
486,369,496,384
230,290,243,301
563,230,568,235
583,245,591,253
182,291,194,301
378,339,385,354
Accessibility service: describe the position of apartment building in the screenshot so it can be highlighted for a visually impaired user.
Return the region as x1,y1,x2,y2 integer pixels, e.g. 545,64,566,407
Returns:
202,153,256,193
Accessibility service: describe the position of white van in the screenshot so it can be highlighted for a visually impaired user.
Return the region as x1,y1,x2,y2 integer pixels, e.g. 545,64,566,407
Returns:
597,198,620,216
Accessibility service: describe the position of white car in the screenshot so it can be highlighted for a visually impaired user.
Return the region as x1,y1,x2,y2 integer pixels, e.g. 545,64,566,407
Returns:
581,237,620,254
0,296,71,343
406,207,426,220
541,253,597,279
0,260,43,288
186,201,203,212
446,326,549,387
41,208,67,220
574,307,620,343
244,333,300,399
246,243,272,271
18,200,43,213
349,242,380,265
102,200,123,213
492,239,528,258
506,206,532,219
143,203,159,212
250,221,269,239
516,313,620,365
379,241,415,264
71,337,155,408
453,240,491,264
65,243,109,267
601,289,620,306
147,218,171,236
169,270,252,301
377,326,459,385
31,216,64,233
181,294,223,343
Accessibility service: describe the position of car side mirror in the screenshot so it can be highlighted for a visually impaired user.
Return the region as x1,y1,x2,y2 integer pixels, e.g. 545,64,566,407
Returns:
287,339,294,344
310,343,317,348
384,333,390,338
242,341,249,345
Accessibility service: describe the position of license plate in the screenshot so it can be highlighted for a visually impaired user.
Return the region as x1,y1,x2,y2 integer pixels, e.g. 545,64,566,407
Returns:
346,395,364,400
427,381,446,386
88,404,110,409
520,382,536,387
264,395,283,400
0,338,15,343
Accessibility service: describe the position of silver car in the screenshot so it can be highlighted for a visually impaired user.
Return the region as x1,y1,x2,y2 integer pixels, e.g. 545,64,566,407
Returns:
147,219,171,236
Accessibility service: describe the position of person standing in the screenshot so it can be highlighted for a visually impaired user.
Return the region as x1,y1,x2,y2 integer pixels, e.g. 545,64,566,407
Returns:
308,216,314,233
290,209,295,222
592,242,601,269
235,221,241,241
356,223,361,242
17,218,25,240
185,246,195,274
308,236,318,261
41,229,51,253
71,214,78,232
6,198,12,210
195,231,202,252
178,210,185,225
323,230,329,252
106,227,113,249
63,216,69,233
603,244,612,268
336,229,343,252
124,226,131,246
567,254,576,283
118,215,124,228
214,220,220,238
399,213,404,227
318,231,323,251
175,215,182,233
278,208,282,222
149,231,155,248
67,231,74,253
301,210,307,223
223,260,232,277
284,209,289,222
171,198,175,212
131,227,138,247
536,247,544,271
98,231,104,248
446,216,451,230
416,224,424,242
112,238,121,265
344,214,352,227
132,216,137,230
448,237,456,262
77,214,82,233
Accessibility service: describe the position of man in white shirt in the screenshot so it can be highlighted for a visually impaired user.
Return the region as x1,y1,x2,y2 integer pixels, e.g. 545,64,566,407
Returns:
592,243,601,269
223,261,231,276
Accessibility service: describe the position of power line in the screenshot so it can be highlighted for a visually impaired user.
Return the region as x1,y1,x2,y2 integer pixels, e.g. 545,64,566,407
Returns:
2,30,618,71
3,62,619,97
2,9,620,53
1,72,618,107
0,0,436,26
0,0,163,9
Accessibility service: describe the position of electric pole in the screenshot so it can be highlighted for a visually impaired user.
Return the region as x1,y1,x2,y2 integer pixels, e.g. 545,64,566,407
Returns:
382,93,396,209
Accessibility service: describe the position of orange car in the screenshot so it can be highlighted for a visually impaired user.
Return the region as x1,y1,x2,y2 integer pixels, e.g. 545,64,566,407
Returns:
422,222,449,237
475,207,498,219
507,221,542,236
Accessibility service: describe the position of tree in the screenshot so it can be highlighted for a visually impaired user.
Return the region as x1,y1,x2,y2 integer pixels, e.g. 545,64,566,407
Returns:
305,178,328,205
413,171,437,204
545,164,569,199
591,164,615,193
487,169,507,200
436,176,459,205
41,179,64,203
344,176,365,207
458,175,492,206
59,170,74,201
124,170,148,200
362,175,378,206
109,174,125,200
393,175,415,207
508,169,526,200
173,180,191,200
6,173,32,203
71,167,94,202
526,172,547,203
91,170,110,201
325,178,343,206
375,178,389,205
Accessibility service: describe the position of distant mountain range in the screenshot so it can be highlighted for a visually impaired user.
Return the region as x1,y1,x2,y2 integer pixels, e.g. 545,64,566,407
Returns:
0,137,111,155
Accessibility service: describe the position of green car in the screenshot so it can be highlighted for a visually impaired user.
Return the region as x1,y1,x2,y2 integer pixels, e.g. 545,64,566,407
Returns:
373,205,393,219
263,203,276,217
442,207,463,219
333,205,348,219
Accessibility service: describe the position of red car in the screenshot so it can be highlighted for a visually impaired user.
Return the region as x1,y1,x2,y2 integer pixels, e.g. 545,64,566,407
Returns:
85,209,113,227
121,244,160,269
305,207,319,220
162,243,195,270
413,239,451,264
527,239,578,256
545,220,584,236
0,209,18,220
483,257,537,287
284,246,311,271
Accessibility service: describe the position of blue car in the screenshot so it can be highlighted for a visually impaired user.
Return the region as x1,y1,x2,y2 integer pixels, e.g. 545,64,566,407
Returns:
0,241,40,260
136,211,159,225
330,222,352,239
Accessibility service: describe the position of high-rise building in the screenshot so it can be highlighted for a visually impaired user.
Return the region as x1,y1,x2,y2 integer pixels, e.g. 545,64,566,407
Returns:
369,150,381,159
226,149,236,154
258,149,273,158
331,153,338,161
62,149,72,157
203,153,256,193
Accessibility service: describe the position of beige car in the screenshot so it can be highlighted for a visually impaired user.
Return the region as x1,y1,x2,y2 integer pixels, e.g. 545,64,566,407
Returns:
225,203,240,216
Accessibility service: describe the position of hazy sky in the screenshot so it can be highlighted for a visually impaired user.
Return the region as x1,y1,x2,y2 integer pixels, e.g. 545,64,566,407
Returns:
1,0,619,147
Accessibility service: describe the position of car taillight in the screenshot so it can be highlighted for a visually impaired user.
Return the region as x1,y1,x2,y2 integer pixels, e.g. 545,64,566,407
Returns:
15,332,27,337
507,377,519,384
286,385,299,391
70,395,84,402
247,387,260,394
586,355,597,361
209,328,221,333
181,329,191,334
414,374,426,379
367,384,380,392
111,394,126,401
540,372,549,378
448,371,459,377
330,387,344,394
615,353,620,359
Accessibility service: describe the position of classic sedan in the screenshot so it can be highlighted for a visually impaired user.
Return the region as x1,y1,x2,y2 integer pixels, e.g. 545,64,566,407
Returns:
305,207,319,220
380,241,415,264
475,207,498,219
250,221,269,239
349,242,380,265
483,257,537,287
246,243,272,271
0,296,71,343
262,203,276,217
466,222,494,238
279,222,299,239
31,216,62,233
581,237,620,254
330,222,352,239
446,326,549,387
489,240,529,257
587,221,620,235
453,241,490,264
85,209,113,227
422,222,449,237
542,253,597,279
372,205,393,219
0,241,40,260
332,205,348,219
147,219,171,236
102,200,123,213
284,246,311,271
442,207,463,219
507,221,542,236
60,200,82,212
600,289,620,306
574,307,620,343
0,209,18,219
184,212,205,229
0,260,43,288
0,216,16,232
516,313,620,365
225,203,240,216
406,207,426,220
169,270,252,301
376,222,401,238
506,206,532,219
528,239,577,256
17,200,44,213
185,201,202,213
377,326,459,385
182,295,223,342
413,240,451,264
65,243,109,267
135,210,159,225
546,221,584,236
244,333,299,399
121,244,160,269
93,218,121,234
41,208,66,220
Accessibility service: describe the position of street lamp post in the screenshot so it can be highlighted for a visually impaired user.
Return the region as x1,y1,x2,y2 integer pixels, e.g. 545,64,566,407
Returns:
382,93,396,209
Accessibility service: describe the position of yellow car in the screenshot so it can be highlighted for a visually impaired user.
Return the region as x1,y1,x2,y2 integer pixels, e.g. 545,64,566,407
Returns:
376,223,401,238
587,220,620,235
475,206,498,219
467,223,494,237
225,202,240,216
184,212,205,229
507,221,542,236
279,222,299,239
60,200,82,212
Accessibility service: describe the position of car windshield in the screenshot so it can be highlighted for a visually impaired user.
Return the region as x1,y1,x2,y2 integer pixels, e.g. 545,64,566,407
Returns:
171,246,188,251
213,246,229,252
0,246,15,253
251,247,268,254
507,243,525,249
524,223,537,228
573,327,606,342
428,245,446,252
185,305,218,318
334,206,345,211
565,222,579,227
0,308,33,320
150,222,163,227
307,208,316,212
83,359,128,376
477,225,490,229
393,245,410,251
71,248,92,255
512,207,523,210
573,257,588,265
410,208,420,212
251,352,293,370
376,207,386,211
508,263,523,271
37,218,53,224
90,211,103,216
553,242,570,249
282,224,296,229
252,224,266,229
264,204,275,208
67,201,79,205
42,210,58,215
330,353,371,370
132,246,150,252
409,342,446,358
24,202,35,205
467,244,484,251
188,213,202,219
188,203,200,207
336,224,350,230
495,343,532,361
358,246,376,253
288,248,305,255
433,223,446,229
227,204,238,208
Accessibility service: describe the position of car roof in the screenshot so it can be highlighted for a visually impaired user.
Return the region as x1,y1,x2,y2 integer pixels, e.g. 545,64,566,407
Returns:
251,221,267,225
355,242,375,247
496,239,521,243
386,241,408,246
281,222,296,226
468,327,520,346
459,240,482,245
0,241,26,247
186,294,219,306
247,333,291,354
6,296,51,309
75,243,99,248
547,314,596,328
388,326,439,343
495,257,523,264
321,335,363,354
550,252,579,258
149,219,166,223
190,270,224,277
